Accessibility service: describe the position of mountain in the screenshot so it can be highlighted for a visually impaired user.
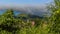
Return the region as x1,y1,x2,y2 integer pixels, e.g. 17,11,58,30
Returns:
0,6,49,17
15,14,44,20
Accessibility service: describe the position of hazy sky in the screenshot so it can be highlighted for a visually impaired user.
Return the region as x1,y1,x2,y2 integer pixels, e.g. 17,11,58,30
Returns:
0,0,52,7
0,0,53,16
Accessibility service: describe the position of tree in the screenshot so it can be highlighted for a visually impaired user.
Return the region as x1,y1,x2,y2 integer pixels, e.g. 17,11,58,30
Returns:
49,0,60,34
0,9,21,34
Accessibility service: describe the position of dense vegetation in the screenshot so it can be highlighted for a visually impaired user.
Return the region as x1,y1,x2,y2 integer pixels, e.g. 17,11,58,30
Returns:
0,0,60,34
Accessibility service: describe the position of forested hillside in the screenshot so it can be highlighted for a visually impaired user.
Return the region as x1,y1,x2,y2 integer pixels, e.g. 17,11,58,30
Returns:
0,9,47,34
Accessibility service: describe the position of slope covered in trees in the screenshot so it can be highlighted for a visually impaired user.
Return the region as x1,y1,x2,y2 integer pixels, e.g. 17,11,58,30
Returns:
0,9,45,34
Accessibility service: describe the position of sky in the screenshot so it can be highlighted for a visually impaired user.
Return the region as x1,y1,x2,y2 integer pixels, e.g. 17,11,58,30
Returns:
0,0,53,7
0,0,53,15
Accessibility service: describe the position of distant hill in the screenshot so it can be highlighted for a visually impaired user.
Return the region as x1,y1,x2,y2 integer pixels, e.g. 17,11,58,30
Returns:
15,14,44,20
0,6,49,17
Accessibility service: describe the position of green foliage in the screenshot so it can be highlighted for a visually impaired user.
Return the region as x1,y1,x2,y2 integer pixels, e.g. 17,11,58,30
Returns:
0,9,52,34
48,0,60,34
0,9,21,34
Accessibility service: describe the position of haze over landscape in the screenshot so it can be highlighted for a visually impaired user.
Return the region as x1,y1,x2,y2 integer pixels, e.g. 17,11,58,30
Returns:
0,0,53,16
